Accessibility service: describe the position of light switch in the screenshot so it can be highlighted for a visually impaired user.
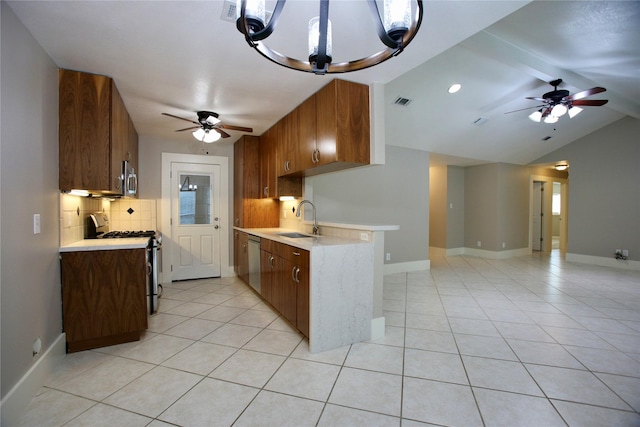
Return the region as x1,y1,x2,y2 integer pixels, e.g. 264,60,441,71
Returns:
33,214,41,234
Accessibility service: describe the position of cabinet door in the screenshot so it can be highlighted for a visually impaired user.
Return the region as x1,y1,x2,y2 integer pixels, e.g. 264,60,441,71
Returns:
260,249,274,304
316,79,370,167
297,94,317,171
278,111,299,175
237,232,249,284
259,125,278,199
59,69,112,191
110,81,128,189
282,258,298,326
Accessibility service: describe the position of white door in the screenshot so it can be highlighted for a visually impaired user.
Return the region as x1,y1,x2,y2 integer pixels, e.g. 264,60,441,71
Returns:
171,162,221,280
532,181,543,251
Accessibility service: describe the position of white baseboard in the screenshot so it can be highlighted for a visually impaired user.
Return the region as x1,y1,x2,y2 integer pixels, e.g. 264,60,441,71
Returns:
370,317,385,341
430,246,531,260
566,253,640,271
1,333,66,427
383,259,430,275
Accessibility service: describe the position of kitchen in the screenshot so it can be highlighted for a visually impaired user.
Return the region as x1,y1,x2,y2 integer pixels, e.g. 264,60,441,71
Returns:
3,1,640,425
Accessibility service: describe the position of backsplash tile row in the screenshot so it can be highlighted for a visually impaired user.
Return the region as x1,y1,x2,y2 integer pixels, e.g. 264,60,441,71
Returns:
59,195,157,246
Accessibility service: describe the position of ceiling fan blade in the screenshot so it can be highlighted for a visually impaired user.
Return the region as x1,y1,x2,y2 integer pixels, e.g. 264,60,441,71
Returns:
504,105,545,114
162,112,199,125
571,99,609,106
525,97,548,102
566,87,606,101
175,126,200,132
218,124,253,133
217,129,231,138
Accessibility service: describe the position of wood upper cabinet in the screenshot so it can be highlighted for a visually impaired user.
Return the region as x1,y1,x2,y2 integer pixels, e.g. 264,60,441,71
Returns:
273,78,369,178
61,249,147,352
59,69,138,195
297,94,318,172
234,135,279,228
259,124,278,199
278,110,300,175
314,79,370,173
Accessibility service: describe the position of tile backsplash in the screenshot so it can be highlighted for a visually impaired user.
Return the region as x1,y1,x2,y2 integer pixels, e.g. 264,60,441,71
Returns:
59,194,157,245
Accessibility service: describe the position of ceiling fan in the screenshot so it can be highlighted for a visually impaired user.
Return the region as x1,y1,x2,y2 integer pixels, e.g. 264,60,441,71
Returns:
506,79,608,123
162,111,253,142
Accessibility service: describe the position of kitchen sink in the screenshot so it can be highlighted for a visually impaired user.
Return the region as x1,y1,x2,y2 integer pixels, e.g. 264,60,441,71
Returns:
279,232,316,239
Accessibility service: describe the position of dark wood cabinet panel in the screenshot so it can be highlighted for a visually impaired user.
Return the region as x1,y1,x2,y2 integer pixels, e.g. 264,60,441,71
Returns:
59,69,138,195
59,69,111,191
259,239,309,337
236,231,249,284
61,249,147,352
234,135,279,228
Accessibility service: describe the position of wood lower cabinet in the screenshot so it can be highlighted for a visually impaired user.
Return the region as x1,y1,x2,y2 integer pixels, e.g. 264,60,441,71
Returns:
259,239,309,337
235,231,250,284
60,249,148,352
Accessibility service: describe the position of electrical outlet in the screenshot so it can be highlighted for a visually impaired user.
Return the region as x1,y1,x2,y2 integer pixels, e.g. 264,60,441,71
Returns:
616,249,622,255
622,249,629,257
385,253,391,261
502,242,506,249
360,233,369,241
477,241,482,247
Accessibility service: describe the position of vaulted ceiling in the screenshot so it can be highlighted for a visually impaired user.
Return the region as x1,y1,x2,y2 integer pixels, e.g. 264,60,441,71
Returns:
7,0,639,166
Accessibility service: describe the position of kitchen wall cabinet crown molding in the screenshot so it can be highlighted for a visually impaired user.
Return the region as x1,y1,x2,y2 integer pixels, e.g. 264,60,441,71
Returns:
59,68,138,195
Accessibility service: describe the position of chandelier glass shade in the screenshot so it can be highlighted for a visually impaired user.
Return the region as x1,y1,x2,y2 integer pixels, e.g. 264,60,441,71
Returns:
236,0,423,74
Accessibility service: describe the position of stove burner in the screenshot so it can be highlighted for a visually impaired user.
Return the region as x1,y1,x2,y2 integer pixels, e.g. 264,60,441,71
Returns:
101,230,156,239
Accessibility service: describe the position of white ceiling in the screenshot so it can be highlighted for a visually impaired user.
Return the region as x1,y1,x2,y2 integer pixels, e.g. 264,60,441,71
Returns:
7,0,640,166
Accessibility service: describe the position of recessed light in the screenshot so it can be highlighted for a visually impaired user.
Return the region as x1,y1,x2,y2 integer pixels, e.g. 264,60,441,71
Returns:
448,83,461,94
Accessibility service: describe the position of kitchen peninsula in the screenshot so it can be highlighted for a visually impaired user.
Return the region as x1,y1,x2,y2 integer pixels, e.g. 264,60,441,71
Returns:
235,222,398,353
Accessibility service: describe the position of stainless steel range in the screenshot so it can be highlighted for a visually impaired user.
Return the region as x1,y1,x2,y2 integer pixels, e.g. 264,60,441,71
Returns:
88,213,162,314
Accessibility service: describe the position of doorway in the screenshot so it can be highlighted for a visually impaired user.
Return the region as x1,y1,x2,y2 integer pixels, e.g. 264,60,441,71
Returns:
529,175,568,254
161,153,230,283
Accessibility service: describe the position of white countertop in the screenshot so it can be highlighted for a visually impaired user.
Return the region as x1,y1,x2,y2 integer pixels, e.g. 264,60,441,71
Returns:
59,237,150,252
236,227,370,250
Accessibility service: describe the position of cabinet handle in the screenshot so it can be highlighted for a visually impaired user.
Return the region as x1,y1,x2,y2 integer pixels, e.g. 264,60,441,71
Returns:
263,186,269,196
243,243,247,253
292,251,300,256
269,255,274,268
295,266,301,283
284,160,290,171
291,266,297,282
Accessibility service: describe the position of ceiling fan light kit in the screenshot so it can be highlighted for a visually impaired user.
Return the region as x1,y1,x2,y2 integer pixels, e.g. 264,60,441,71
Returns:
512,78,608,124
162,110,253,142
236,0,423,75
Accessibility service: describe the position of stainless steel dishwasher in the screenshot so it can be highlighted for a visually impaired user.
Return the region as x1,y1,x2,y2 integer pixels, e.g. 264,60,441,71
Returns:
247,234,261,293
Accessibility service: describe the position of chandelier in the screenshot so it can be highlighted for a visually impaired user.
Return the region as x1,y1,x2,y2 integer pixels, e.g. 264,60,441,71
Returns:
236,0,423,75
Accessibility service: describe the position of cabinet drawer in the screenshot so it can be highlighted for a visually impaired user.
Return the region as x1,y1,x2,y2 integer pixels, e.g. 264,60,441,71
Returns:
280,243,309,266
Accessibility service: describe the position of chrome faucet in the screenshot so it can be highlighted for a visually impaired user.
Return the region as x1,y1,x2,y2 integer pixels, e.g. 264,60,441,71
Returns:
295,200,319,235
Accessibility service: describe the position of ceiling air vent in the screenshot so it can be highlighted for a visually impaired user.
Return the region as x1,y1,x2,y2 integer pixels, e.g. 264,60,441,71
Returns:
221,1,272,23
393,97,412,107
221,1,236,22
541,136,552,141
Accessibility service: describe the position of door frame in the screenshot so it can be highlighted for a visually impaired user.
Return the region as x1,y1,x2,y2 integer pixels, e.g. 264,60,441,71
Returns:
161,153,230,283
528,174,568,254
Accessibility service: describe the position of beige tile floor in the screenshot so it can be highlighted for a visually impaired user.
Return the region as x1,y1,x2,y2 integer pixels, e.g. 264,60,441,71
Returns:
19,252,640,426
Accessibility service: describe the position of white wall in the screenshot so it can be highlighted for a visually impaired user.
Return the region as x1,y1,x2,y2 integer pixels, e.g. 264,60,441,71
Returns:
1,0,62,411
